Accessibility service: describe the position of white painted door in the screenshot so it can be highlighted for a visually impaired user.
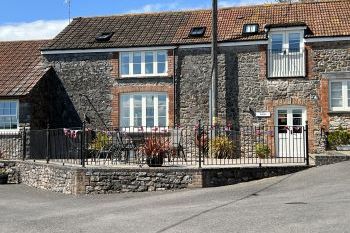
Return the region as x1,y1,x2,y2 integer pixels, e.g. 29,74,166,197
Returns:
275,107,306,157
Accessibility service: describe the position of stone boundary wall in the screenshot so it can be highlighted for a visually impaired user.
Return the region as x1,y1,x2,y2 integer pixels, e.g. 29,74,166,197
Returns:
315,154,350,166
202,166,309,187
0,160,20,184
0,160,309,195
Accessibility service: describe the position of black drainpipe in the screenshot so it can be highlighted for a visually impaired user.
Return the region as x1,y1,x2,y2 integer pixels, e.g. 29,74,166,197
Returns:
173,46,178,127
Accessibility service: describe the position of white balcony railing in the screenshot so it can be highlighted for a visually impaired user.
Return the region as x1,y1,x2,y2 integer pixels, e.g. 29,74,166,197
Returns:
268,49,306,78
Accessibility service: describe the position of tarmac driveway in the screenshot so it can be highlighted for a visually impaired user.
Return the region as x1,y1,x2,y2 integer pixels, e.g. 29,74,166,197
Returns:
0,161,349,233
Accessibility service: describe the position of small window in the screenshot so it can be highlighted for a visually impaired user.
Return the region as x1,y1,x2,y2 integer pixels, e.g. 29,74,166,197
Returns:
189,27,206,37
0,100,18,130
329,80,350,111
95,32,114,42
242,24,259,34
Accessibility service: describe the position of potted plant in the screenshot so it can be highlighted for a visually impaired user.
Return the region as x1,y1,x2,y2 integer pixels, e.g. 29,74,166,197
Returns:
208,136,237,159
255,143,271,159
139,136,170,167
0,168,8,185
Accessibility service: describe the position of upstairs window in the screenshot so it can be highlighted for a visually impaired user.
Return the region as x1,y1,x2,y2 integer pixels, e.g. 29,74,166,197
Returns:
0,100,18,130
268,29,305,78
120,51,168,77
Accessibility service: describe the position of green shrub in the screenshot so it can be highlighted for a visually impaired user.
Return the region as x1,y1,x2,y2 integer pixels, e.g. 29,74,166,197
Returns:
255,143,271,159
327,127,350,149
89,132,111,151
208,136,236,159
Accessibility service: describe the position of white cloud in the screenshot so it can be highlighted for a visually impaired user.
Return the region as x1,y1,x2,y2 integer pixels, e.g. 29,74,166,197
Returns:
129,2,181,13
219,0,271,7
0,19,69,41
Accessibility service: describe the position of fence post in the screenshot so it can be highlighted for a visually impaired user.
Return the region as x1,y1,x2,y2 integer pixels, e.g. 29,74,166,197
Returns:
198,119,202,169
305,121,310,166
81,116,86,168
22,126,26,161
46,124,50,164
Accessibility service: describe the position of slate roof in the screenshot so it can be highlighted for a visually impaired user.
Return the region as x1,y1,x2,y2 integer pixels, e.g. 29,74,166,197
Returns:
0,40,50,96
43,0,350,51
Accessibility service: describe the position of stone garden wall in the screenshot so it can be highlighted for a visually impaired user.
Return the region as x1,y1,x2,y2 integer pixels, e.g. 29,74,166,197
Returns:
0,160,309,195
16,161,76,194
0,160,20,184
0,132,23,160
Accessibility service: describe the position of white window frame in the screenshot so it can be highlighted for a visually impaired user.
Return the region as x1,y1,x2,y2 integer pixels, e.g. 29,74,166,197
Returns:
268,28,305,54
0,99,19,132
120,92,168,131
119,50,168,77
329,79,350,112
268,28,306,78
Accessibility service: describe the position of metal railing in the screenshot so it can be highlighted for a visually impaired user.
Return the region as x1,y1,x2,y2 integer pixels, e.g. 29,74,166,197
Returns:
20,122,309,167
268,49,306,78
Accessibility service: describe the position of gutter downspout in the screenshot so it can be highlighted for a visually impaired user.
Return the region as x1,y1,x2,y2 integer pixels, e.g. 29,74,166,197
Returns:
173,46,178,127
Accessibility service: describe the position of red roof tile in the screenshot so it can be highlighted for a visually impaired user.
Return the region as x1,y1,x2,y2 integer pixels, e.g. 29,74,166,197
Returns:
0,40,50,96
44,0,350,51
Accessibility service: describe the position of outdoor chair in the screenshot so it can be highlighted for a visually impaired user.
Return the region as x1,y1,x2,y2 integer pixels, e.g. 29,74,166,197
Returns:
168,128,186,162
95,131,136,164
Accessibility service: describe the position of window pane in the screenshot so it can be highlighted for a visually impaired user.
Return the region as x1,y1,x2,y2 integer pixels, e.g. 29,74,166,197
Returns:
158,117,166,127
120,95,130,127
133,52,141,75
121,53,130,75
145,52,154,74
134,95,142,127
146,95,154,127
157,52,166,63
157,63,166,74
157,52,167,74
331,82,343,107
289,33,300,53
271,34,283,53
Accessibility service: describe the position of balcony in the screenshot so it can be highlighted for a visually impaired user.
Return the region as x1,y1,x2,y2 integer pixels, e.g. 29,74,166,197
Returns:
268,49,306,78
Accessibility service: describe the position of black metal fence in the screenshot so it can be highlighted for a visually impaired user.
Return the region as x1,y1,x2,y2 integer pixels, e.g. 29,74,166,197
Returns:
13,122,310,167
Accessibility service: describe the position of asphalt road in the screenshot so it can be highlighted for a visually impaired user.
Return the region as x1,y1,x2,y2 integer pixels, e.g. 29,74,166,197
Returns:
1,162,350,233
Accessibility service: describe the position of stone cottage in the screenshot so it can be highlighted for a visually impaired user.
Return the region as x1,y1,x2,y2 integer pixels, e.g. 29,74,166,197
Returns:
39,0,350,154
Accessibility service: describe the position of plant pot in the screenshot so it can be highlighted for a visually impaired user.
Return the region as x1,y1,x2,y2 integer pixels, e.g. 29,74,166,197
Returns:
0,174,8,184
146,156,164,167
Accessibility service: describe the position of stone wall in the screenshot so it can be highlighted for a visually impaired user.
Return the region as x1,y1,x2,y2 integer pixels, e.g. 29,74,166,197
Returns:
84,168,200,194
0,160,20,184
16,161,75,194
0,131,24,160
44,53,115,129
202,166,309,187
177,47,237,126
312,41,350,131
4,160,309,195
315,152,350,166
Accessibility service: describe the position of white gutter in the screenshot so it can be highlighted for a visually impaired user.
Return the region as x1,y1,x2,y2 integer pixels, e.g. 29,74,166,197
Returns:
305,36,350,43
41,36,350,55
41,46,177,55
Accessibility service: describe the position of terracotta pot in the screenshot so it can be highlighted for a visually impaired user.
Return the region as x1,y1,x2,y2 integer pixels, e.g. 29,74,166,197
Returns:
146,156,164,167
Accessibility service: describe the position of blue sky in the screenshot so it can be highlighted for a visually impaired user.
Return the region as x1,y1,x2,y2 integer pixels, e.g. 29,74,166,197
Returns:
0,0,266,41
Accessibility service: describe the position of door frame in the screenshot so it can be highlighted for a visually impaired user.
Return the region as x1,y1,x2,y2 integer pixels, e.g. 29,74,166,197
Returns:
274,105,307,158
